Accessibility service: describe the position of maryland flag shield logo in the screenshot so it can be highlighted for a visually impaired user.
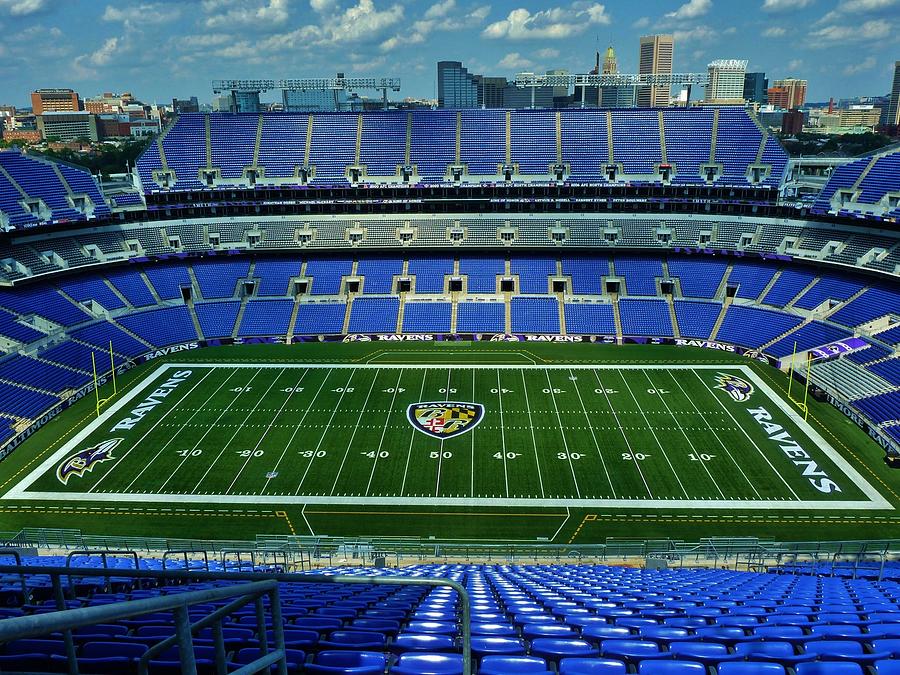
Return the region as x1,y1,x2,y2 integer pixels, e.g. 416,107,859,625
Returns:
56,438,121,485
407,402,484,439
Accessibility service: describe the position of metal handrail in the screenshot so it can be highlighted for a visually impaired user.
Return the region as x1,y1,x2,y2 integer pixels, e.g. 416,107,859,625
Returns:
162,548,210,572
0,565,472,675
0,578,285,675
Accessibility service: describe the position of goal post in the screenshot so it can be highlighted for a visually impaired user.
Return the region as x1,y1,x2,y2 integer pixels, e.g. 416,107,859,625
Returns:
90,341,119,418
786,340,810,421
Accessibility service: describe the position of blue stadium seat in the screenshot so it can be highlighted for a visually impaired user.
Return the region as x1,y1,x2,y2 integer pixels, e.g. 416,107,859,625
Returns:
305,650,386,674
391,652,463,675
480,655,552,675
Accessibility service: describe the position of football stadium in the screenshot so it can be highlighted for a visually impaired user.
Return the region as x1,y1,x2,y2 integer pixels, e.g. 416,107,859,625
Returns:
0,87,900,672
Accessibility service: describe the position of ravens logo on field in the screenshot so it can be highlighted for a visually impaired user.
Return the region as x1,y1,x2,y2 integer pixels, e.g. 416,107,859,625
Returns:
56,438,121,485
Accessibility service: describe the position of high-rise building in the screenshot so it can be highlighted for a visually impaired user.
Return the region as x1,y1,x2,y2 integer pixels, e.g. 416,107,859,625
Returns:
602,45,617,75
767,78,807,109
437,61,479,108
36,112,98,142
886,61,900,127
30,89,80,114
743,73,768,104
705,60,748,104
211,95,232,112
477,76,507,108
637,35,674,107
172,97,200,114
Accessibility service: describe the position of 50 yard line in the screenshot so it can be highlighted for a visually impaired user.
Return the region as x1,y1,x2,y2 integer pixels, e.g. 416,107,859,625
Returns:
434,368,453,496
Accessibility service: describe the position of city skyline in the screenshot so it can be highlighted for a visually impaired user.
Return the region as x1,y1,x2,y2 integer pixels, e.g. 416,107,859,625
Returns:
0,0,897,107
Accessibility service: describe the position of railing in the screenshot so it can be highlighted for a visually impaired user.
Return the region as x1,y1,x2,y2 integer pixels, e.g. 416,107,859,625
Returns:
7,528,900,574
0,565,472,675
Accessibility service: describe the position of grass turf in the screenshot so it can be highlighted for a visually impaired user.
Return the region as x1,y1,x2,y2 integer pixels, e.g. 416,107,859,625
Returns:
0,342,896,545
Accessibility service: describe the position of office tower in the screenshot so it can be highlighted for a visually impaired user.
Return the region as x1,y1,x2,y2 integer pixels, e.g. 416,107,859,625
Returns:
637,35,674,107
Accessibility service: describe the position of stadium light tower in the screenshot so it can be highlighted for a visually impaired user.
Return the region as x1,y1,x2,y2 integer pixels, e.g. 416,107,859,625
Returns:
212,77,402,111
513,71,709,108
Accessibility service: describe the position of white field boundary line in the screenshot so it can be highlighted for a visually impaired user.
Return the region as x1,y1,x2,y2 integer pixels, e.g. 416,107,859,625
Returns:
6,363,892,511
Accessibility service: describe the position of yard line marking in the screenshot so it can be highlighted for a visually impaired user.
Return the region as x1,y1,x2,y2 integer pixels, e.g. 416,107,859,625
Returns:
184,367,275,493
330,369,381,494
569,368,616,499
543,368,581,499
261,385,320,492
435,368,453,496
641,369,724,499
615,369,689,498
295,370,357,494
666,369,760,499
470,369,476,498
496,369,510,498
90,367,219,493
519,369,546,499
400,370,429,496
592,369,653,498
226,370,309,494
116,368,235,494
365,369,404,496
691,369,800,501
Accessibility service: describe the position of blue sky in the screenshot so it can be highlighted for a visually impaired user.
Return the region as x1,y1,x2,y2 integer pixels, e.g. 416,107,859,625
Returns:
0,0,897,107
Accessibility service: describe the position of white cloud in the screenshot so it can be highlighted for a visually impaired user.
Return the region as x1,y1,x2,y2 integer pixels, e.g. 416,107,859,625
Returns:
763,25,787,36
672,24,717,42
204,0,289,29
381,2,489,52
808,18,892,44
424,0,456,19
498,51,534,69
665,0,712,20
843,55,877,74
632,16,650,28
90,36,120,66
320,0,404,44
265,0,403,53
483,2,610,40
536,47,560,59
0,0,47,16
762,0,814,11
787,58,804,70
310,0,334,10
817,0,899,22
71,34,123,79
103,3,182,26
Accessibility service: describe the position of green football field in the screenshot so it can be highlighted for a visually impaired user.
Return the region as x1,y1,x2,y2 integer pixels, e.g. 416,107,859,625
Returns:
0,343,897,544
